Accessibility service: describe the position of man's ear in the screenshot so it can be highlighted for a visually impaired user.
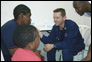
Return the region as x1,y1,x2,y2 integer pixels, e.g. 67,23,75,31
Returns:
18,13,24,20
28,42,34,49
63,16,66,21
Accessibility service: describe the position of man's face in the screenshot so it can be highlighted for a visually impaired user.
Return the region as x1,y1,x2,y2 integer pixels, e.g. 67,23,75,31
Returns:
22,12,32,24
53,12,65,26
73,2,86,16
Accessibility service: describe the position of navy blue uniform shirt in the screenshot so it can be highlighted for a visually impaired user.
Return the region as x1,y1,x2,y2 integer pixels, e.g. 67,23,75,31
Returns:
41,19,85,55
1,19,18,61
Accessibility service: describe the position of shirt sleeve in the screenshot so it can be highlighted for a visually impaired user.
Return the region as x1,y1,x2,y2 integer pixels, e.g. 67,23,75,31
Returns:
1,24,17,49
55,23,83,49
40,25,56,44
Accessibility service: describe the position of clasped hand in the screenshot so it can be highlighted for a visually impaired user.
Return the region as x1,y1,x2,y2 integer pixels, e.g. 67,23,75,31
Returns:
43,44,54,52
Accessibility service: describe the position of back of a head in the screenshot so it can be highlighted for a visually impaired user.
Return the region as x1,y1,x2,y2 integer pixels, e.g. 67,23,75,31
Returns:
13,24,37,48
13,4,31,20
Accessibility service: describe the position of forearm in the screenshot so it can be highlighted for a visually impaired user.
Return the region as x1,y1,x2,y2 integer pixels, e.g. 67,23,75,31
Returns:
38,31,51,44
38,30,56,44
8,48,18,56
54,39,77,49
87,44,91,56
38,30,47,44
82,44,91,61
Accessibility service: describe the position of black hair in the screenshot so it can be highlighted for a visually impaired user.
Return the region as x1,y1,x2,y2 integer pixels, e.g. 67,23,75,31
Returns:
53,8,66,17
13,4,31,20
13,24,38,48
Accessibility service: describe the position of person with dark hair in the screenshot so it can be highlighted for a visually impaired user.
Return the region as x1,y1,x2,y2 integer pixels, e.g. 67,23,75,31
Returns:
38,8,85,61
73,1,91,16
11,24,43,61
73,1,91,61
1,4,32,61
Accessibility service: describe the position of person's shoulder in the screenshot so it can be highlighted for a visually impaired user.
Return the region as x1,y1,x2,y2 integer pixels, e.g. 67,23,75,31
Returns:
65,19,78,27
1,19,18,33
1,19,17,29
65,19,76,24
20,49,41,61
52,24,59,29
5,19,16,26
53,25,56,28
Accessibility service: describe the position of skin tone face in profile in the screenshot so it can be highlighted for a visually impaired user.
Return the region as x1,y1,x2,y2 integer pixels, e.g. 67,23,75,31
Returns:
16,12,32,25
73,1,91,16
24,31,44,61
24,31,40,52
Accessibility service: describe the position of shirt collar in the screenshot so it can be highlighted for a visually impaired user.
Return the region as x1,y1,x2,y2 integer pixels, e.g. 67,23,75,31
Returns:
64,20,67,30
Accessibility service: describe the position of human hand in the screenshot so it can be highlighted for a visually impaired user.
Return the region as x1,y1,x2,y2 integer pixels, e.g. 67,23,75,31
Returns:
34,50,45,61
43,44,54,52
81,55,91,61
36,28,43,38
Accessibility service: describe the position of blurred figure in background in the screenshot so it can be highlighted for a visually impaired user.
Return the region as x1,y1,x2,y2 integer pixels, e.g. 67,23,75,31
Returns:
73,1,91,61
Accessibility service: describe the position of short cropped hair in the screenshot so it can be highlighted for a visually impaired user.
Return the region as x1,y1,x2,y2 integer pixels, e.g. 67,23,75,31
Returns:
53,8,66,17
13,4,31,20
13,24,37,48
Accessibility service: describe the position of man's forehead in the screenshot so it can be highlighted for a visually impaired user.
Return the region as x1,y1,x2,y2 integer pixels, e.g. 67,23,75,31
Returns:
54,12,61,16
73,1,85,5
73,1,83,7
54,12,61,14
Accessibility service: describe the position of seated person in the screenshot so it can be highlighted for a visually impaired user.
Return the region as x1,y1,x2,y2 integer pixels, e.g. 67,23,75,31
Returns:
11,24,44,61
38,8,85,61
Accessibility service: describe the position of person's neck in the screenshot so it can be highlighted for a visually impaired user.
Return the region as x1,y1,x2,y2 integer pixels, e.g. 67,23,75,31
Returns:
15,19,21,25
24,47,35,52
59,21,65,30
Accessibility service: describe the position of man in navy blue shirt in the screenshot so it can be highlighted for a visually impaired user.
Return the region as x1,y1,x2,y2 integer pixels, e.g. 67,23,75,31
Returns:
73,1,91,61
38,8,85,61
1,4,32,61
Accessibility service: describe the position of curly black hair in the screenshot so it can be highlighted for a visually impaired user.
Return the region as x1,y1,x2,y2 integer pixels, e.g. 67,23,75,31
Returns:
13,24,38,48
13,4,31,20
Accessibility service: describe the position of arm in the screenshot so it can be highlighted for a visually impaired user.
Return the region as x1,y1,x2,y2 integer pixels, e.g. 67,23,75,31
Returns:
8,48,18,56
38,25,56,44
44,23,84,52
2,33,18,56
55,24,80,49
82,44,91,61
2,27,18,56
88,44,91,56
88,44,91,61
